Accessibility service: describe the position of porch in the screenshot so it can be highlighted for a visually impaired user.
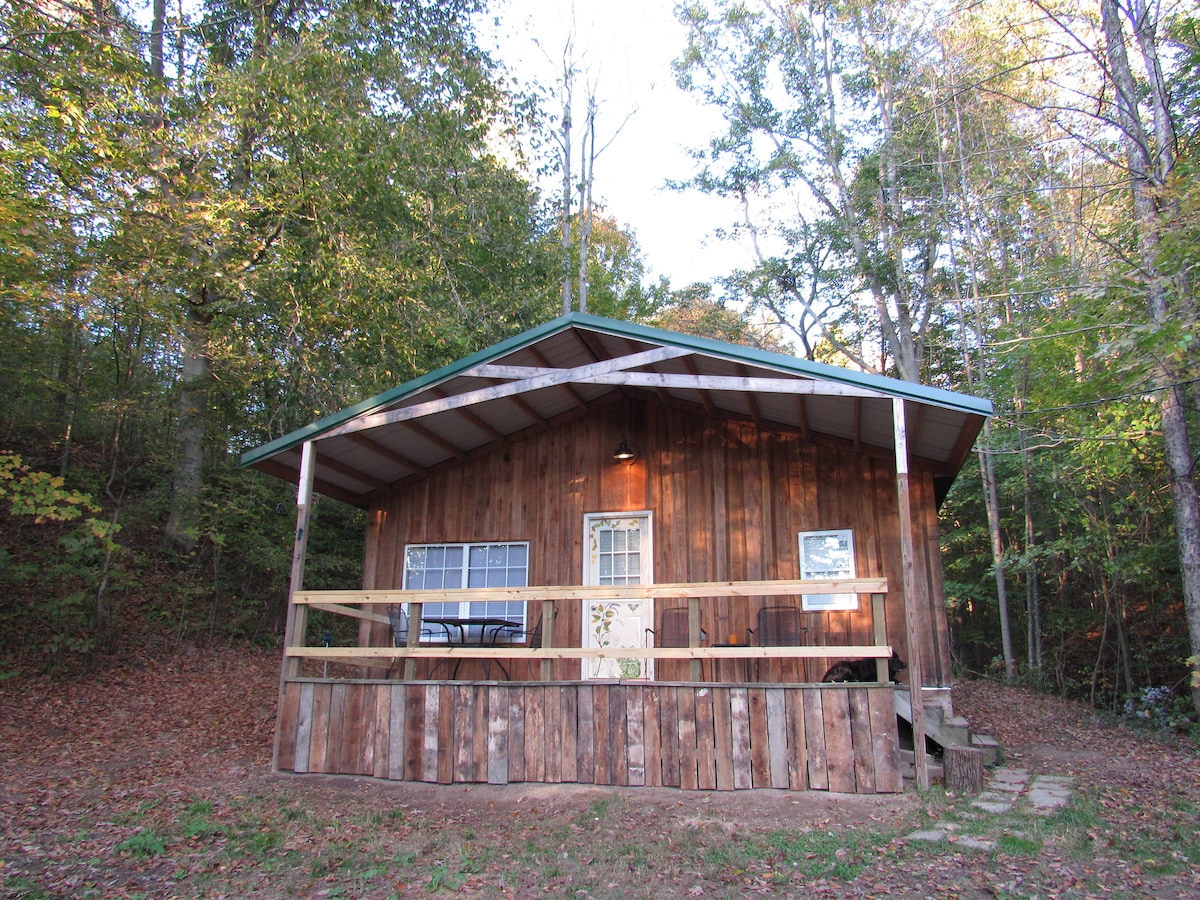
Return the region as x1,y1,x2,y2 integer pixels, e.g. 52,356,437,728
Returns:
275,579,906,792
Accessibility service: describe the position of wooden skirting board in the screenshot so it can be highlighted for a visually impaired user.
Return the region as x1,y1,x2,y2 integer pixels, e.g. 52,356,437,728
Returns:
275,680,903,794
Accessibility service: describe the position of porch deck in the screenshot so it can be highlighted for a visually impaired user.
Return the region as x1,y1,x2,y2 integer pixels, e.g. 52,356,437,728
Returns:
276,679,902,793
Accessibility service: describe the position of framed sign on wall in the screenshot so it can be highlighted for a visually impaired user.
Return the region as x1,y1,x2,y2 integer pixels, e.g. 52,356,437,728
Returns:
798,529,859,611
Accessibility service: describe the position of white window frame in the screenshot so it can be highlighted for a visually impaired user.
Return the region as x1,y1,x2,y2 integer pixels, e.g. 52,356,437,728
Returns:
402,541,529,641
797,529,859,612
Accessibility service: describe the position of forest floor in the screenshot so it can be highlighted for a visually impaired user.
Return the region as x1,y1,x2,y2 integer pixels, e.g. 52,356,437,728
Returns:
2,647,1199,899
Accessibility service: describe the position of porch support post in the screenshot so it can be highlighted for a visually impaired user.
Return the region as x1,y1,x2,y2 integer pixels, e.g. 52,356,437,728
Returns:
893,398,929,790
274,440,316,769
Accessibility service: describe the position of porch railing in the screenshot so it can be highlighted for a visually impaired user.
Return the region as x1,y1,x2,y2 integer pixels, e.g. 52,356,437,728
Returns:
284,578,892,683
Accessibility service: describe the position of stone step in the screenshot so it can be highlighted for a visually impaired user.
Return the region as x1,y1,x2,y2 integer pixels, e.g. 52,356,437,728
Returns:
970,733,1001,766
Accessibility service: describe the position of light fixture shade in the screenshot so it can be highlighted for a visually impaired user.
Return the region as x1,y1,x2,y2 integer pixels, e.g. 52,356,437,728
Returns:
612,435,636,461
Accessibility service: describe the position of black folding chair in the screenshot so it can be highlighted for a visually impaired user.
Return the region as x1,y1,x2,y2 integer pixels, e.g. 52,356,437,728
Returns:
648,607,707,679
754,606,807,680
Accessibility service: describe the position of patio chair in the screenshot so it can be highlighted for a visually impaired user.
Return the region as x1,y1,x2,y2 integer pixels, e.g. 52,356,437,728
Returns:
648,607,707,679
649,607,706,647
752,605,808,681
387,607,435,647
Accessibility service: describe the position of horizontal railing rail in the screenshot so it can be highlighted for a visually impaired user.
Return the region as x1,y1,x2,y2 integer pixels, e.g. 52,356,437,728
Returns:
285,579,890,682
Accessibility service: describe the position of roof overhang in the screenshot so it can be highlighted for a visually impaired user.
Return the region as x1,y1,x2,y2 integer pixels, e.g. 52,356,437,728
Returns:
241,313,993,507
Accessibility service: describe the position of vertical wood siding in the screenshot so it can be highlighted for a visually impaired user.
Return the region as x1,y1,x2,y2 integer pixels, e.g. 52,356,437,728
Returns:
278,680,903,793
365,403,950,687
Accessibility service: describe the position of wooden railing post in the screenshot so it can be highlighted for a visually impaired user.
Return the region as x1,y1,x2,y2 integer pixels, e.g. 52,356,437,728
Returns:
688,596,702,681
540,598,555,681
404,601,422,680
872,593,888,682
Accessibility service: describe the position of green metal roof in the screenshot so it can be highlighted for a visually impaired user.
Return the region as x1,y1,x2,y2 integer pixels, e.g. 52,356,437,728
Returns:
241,313,992,505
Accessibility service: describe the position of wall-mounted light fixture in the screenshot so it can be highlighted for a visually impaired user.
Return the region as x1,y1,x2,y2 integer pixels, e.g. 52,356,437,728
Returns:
612,435,636,463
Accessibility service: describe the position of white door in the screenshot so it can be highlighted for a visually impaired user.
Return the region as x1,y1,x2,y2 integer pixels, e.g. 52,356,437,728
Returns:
582,512,653,680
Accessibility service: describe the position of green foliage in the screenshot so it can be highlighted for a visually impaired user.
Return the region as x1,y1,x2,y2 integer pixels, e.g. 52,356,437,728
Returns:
115,830,167,858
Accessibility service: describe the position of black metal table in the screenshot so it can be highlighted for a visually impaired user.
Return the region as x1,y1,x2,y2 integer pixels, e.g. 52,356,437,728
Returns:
423,616,521,679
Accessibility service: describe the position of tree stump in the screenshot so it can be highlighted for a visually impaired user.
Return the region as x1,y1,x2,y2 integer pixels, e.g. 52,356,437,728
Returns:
944,745,985,794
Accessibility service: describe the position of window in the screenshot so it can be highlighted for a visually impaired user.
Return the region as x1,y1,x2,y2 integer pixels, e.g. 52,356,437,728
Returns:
797,529,859,611
403,542,528,639
594,525,643,586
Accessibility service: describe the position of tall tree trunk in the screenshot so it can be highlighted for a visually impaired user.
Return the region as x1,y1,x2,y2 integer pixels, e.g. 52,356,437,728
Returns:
164,303,210,554
1100,0,1200,715
980,423,1018,680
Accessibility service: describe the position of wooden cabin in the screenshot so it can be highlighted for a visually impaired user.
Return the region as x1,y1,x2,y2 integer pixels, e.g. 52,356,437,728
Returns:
243,314,992,792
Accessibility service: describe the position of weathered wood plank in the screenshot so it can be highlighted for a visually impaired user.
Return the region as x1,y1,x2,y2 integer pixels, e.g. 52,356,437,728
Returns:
276,682,302,772
611,686,629,786
404,684,424,782
784,687,808,791
371,684,390,779
711,687,735,792
576,685,594,784
388,684,406,781
343,683,366,775
308,683,332,774
437,684,454,784
748,688,771,789
487,685,509,785
507,686,526,783
642,687,662,787
561,686,579,783
848,688,875,794
524,689,546,783
327,683,347,775
292,682,314,774
421,685,440,783
453,685,474,783
868,687,903,793
766,689,790,790
822,688,855,793
677,687,698,792
545,684,563,784
659,685,679,788
803,688,828,790
729,688,752,790
694,686,716,791
626,685,646,786
472,684,488,784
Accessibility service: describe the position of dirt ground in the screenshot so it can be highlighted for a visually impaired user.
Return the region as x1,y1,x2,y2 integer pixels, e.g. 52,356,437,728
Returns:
2,647,1199,898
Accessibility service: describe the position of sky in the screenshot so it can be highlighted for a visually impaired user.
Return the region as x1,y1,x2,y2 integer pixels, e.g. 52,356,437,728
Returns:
482,0,751,289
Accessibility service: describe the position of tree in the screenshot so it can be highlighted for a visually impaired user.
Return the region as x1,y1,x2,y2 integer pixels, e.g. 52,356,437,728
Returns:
674,0,960,382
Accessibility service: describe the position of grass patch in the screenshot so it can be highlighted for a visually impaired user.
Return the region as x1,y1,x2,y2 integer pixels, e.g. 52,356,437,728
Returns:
760,827,893,881
996,832,1042,856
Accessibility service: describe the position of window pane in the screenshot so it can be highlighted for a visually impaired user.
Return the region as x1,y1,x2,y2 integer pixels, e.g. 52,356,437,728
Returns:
613,530,626,552
510,545,527,566
444,569,462,589
488,545,506,567
467,569,485,588
628,531,640,551
599,530,612,553
599,556,612,577
613,556,627,576
508,567,527,587
469,545,487,566
628,556,640,576
486,568,506,588
427,546,444,568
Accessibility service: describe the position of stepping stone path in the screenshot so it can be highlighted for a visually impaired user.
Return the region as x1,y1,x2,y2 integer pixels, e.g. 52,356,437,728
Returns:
903,767,1076,850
